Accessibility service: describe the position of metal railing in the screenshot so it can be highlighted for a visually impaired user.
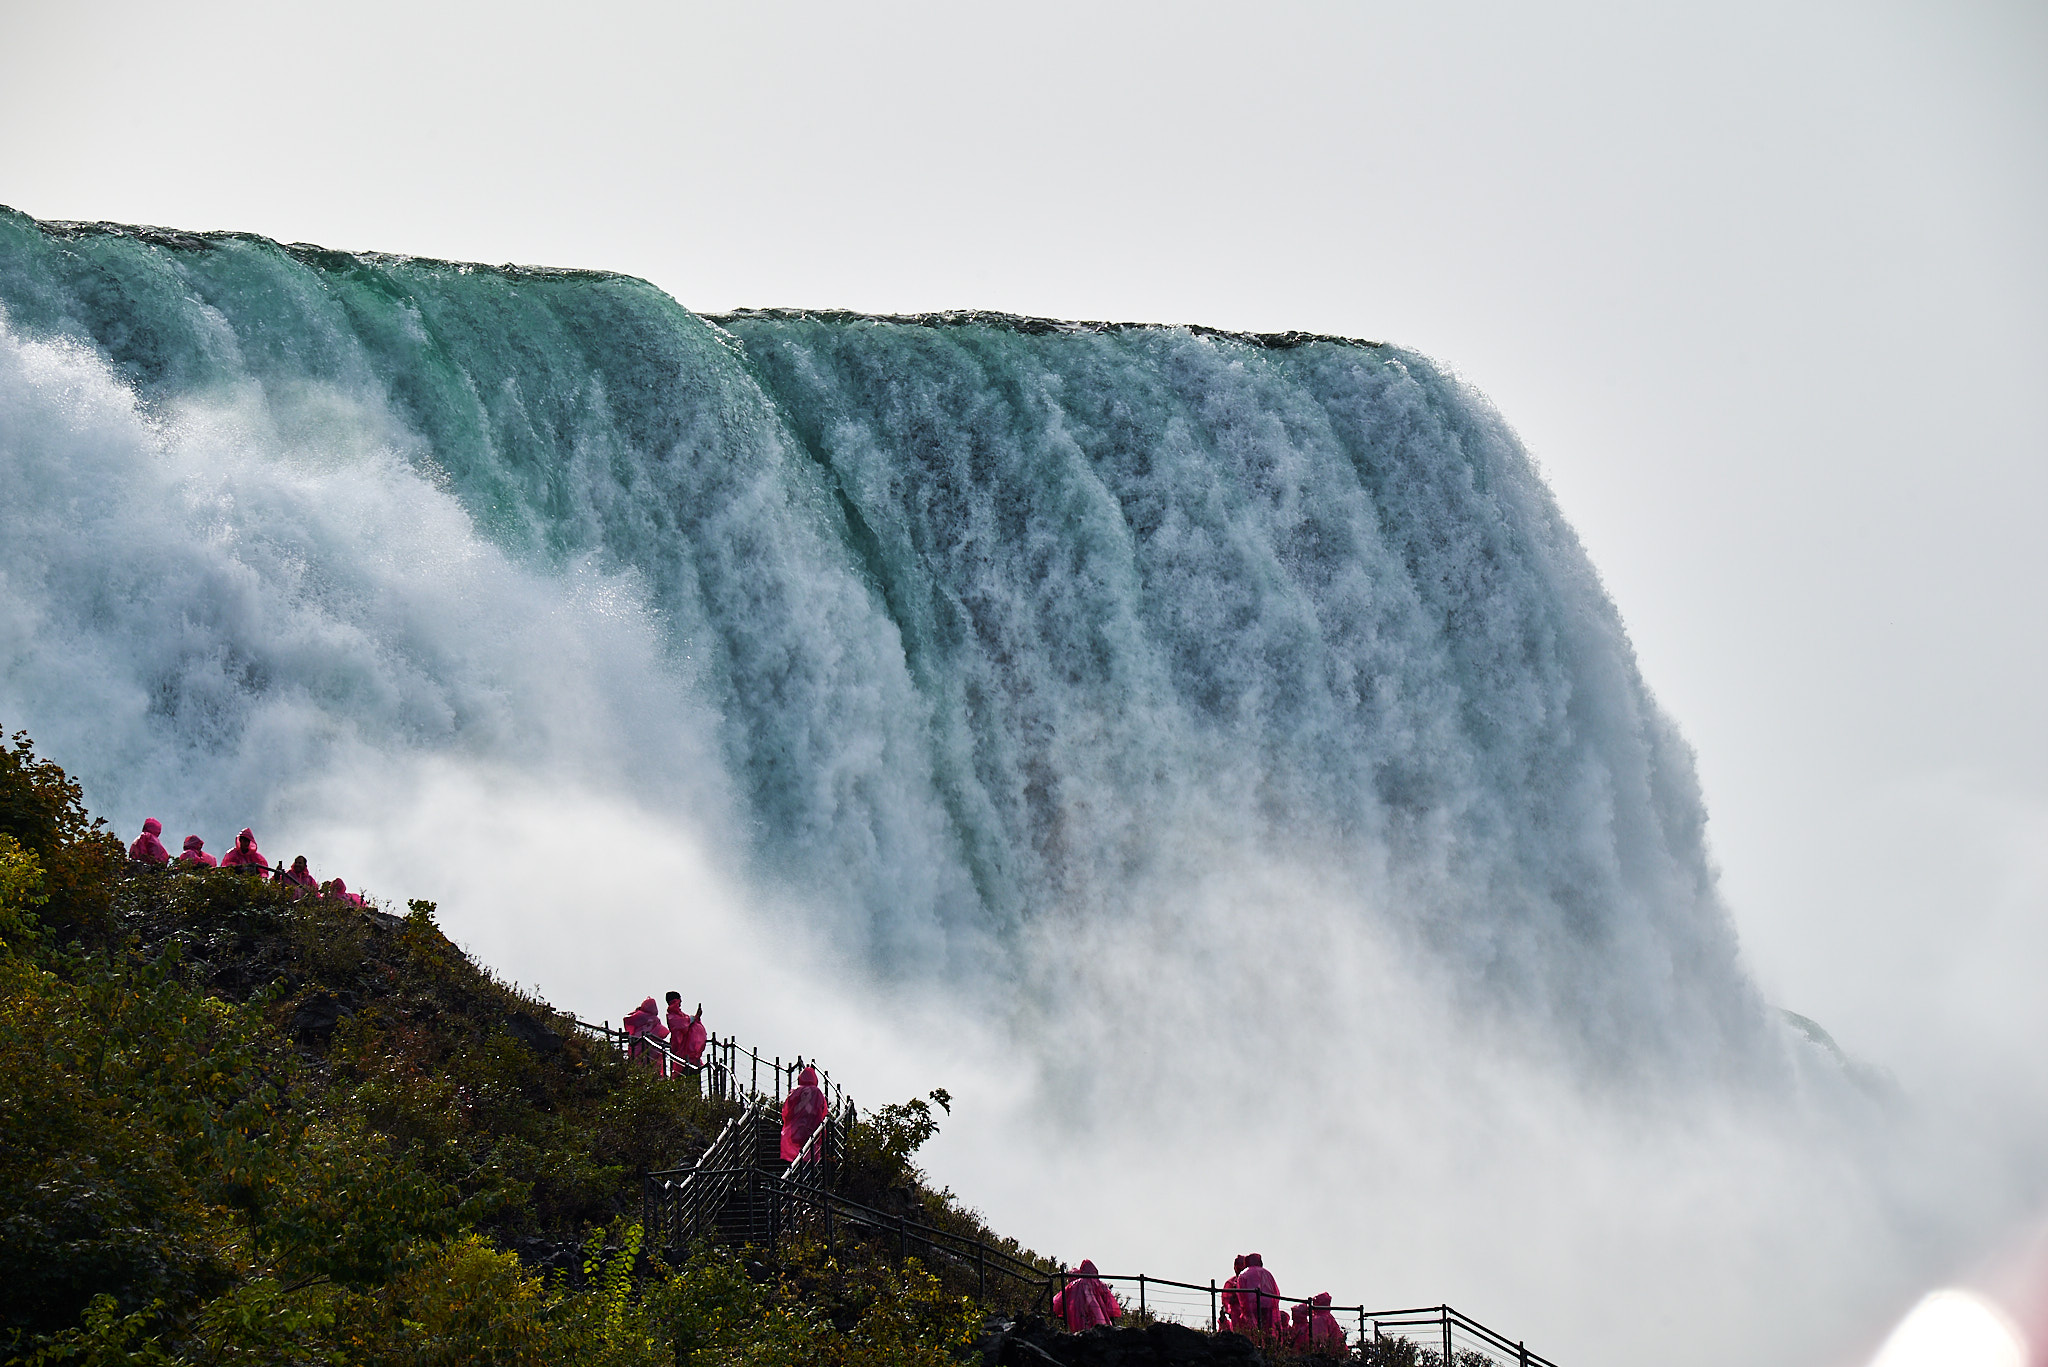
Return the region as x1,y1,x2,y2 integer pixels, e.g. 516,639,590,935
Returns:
1049,1273,1557,1365
1360,1303,1558,1367
570,1017,848,1120
641,1100,767,1254
646,1159,1050,1302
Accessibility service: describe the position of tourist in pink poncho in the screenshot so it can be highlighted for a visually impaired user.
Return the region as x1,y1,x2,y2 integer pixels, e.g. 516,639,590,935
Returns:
178,835,216,868
280,855,319,894
322,877,364,906
1053,1259,1121,1331
623,996,667,1069
129,819,170,865
780,1064,828,1162
1219,1255,1248,1332
1300,1292,1346,1353
1236,1253,1283,1335
664,994,706,1068
219,827,268,876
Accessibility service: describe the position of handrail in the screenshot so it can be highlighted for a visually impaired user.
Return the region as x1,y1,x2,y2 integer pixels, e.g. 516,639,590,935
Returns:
642,1098,767,1252
1052,1273,1559,1366
652,1163,1050,1294
570,1017,851,1123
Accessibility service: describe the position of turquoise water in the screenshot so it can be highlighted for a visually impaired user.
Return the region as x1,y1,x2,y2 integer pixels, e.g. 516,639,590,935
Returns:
0,208,1757,1062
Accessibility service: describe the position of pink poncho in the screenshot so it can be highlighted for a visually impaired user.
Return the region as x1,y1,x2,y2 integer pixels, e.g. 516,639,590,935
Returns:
623,997,667,1069
665,1003,707,1066
129,819,170,865
1237,1255,1282,1334
219,827,268,875
1053,1259,1120,1331
780,1065,828,1162
1304,1292,1346,1351
1220,1256,1248,1332
178,835,217,868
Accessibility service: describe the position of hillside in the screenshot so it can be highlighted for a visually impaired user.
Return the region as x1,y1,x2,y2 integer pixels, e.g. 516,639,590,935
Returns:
0,728,1041,1365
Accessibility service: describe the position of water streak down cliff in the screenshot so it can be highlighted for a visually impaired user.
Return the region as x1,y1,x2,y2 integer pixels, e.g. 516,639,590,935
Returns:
0,208,1763,1070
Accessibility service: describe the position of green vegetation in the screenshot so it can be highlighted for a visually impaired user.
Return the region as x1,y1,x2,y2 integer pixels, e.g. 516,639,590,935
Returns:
0,730,1021,1365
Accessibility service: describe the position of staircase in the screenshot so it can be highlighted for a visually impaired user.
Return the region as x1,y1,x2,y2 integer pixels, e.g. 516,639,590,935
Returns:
708,1108,795,1246
645,1095,846,1256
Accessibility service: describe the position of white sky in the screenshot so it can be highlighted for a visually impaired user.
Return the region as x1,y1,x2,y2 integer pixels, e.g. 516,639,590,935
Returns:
4,0,2044,1115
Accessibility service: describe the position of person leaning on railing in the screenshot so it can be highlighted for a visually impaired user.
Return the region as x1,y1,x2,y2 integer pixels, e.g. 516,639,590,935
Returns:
219,827,270,877
623,996,667,1070
278,855,320,896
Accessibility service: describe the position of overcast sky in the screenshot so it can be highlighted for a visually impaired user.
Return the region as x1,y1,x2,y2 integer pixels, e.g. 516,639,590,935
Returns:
3,0,2044,1089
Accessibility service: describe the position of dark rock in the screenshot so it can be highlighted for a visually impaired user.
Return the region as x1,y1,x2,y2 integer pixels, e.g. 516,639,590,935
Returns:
994,1316,1265,1367
1205,1331,1260,1361
291,990,349,1046
508,1235,581,1278
506,1012,563,1054
1149,1320,1231,1362
1002,1337,1068,1367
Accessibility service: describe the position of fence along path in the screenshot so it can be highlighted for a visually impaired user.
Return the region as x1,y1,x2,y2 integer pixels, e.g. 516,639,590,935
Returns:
570,1016,849,1118
1058,1271,1560,1367
579,1017,1559,1366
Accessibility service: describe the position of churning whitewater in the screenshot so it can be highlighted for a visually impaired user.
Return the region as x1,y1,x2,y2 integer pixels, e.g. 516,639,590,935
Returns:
0,207,1761,1070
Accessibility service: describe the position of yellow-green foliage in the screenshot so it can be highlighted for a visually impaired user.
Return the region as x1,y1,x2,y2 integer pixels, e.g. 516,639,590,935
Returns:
18,1234,984,1367
0,732,120,939
0,834,45,948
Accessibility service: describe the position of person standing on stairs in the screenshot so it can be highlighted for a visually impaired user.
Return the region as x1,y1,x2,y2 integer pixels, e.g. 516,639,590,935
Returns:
780,1063,828,1162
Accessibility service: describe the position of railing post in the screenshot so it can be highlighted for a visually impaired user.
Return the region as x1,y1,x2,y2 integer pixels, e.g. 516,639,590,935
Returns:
1442,1305,1452,1367
1138,1273,1145,1320
1210,1279,1217,1332
1519,1342,1528,1367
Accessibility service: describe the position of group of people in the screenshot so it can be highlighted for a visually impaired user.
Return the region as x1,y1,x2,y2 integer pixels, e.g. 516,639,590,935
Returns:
621,993,829,1163
1222,1254,1346,1351
623,992,708,1076
1052,1253,1345,1351
128,818,363,905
